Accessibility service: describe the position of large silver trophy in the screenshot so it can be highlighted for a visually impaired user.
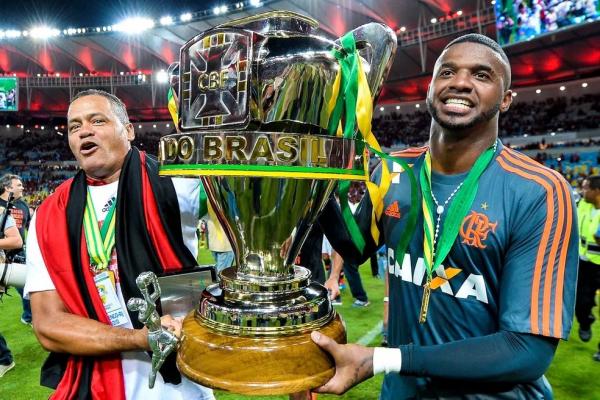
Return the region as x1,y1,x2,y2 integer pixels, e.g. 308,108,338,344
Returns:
151,11,395,395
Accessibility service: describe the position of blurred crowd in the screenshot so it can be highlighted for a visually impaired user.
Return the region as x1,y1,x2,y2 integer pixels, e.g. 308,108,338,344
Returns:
374,93,600,147
0,93,599,207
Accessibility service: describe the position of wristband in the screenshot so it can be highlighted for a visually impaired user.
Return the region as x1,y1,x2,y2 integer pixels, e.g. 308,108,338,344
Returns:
372,347,402,375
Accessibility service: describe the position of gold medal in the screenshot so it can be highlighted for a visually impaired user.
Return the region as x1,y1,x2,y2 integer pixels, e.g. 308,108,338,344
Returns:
419,278,431,324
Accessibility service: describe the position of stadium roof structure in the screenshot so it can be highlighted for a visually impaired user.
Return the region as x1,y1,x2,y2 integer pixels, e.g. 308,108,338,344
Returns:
0,0,598,119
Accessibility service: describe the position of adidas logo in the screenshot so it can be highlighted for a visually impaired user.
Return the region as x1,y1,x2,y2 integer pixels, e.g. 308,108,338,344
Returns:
384,201,401,218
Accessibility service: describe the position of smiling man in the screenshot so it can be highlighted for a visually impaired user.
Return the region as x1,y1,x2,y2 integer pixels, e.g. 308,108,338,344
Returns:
24,90,214,400
315,34,579,399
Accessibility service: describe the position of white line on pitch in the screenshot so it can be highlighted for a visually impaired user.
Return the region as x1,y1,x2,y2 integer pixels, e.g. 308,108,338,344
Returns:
357,320,383,345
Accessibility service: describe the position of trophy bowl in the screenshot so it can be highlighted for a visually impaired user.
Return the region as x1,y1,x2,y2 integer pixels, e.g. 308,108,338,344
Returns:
158,11,397,395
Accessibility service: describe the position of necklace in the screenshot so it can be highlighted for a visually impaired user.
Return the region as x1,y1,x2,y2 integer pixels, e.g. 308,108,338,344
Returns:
428,139,498,255
430,181,465,253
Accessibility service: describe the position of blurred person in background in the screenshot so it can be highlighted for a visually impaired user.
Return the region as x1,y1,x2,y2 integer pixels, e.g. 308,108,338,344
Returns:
0,173,32,325
575,176,600,361
0,204,24,377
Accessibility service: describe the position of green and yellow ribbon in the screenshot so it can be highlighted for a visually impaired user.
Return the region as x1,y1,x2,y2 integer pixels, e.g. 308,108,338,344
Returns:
167,87,178,127
419,143,497,284
327,32,418,256
83,190,116,273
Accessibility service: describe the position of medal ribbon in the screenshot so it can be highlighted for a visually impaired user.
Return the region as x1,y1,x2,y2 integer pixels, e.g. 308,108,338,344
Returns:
83,190,117,273
419,143,497,281
328,32,419,254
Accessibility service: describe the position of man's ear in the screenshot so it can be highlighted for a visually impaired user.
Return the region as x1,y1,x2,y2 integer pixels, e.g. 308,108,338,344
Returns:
500,90,513,113
125,123,135,142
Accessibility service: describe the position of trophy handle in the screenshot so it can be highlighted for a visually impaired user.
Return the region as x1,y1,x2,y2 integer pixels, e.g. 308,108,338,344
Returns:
127,271,179,389
336,23,398,102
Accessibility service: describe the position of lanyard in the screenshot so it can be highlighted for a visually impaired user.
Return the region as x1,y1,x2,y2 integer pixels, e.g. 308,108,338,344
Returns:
420,142,496,279
83,189,117,274
418,141,496,323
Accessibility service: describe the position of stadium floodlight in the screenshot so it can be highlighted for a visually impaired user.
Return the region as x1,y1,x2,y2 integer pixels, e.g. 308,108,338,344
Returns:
457,10,463,16
250,0,262,7
138,124,142,129
512,92,517,97
396,105,400,110
181,12,193,22
582,82,588,88
166,123,170,128
155,69,169,84
30,26,60,39
0,31,5,40
160,16,174,26
220,5,228,13
430,18,437,24
5,125,9,128
113,17,155,34
416,104,420,108
214,6,222,15
153,124,157,128
379,107,384,111
55,72,60,77
535,89,541,94
559,86,566,91
400,26,406,32
79,72,83,77
6,30,22,38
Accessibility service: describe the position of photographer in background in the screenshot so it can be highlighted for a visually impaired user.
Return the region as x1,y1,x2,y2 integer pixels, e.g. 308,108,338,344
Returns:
0,197,25,378
0,174,32,325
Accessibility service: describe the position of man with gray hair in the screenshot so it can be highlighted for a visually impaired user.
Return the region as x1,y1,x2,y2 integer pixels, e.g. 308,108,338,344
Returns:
24,89,214,399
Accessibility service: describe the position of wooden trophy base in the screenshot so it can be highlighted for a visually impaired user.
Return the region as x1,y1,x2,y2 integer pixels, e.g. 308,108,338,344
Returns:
177,312,347,395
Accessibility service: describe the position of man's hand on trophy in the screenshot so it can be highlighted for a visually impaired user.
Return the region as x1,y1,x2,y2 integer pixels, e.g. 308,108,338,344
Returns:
310,331,374,395
160,314,183,339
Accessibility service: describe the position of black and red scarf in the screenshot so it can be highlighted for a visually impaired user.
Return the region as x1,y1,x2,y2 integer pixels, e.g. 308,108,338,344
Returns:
35,148,197,400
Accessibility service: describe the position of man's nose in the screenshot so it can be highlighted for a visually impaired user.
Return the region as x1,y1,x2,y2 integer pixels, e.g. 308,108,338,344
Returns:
77,121,94,137
448,70,473,91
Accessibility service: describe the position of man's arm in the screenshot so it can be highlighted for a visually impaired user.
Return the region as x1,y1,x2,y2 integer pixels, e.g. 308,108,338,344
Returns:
30,289,149,356
0,225,22,249
311,330,557,395
323,250,343,299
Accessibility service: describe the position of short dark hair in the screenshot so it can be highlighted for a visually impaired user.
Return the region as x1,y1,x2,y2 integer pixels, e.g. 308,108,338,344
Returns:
0,174,21,195
444,33,511,90
71,89,130,126
587,175,600,190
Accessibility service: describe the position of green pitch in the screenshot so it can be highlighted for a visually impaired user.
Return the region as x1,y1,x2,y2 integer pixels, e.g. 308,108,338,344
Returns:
0,254,598,399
